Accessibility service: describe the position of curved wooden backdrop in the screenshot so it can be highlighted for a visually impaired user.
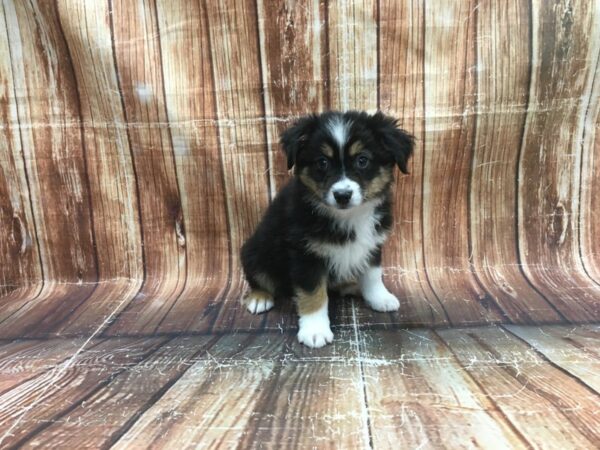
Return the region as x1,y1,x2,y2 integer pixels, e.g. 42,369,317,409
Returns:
0,0,599,338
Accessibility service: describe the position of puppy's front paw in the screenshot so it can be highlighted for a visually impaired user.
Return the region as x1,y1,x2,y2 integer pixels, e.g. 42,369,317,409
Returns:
365,287,400,312
297,316,334,348
243,290,274,314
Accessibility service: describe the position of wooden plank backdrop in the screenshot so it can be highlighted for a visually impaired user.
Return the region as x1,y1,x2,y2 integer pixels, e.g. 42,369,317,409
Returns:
0,0,599,338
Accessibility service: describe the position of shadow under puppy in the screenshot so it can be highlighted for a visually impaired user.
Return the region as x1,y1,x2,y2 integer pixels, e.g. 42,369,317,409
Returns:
241,111,414,347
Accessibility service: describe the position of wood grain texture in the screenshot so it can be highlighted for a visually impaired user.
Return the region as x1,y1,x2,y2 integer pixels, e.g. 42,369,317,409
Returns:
378,0,448,327
362,329,525,448
469,0,562,323
207,0,271,332
257,0,327,195
505,324,600,391
236,331,367,449
0,0,42,301
152,0,231,335
0,0,97,337
0,338,92,395
1,0,96,284
517,0,600,320
0,0,599,335
422,0,501,325
47,0,144,337
0,336,165,448
19,335,216,449
105,0,187,336
112,331,368,449
0,326,597,448
110,334,283,449
328,0,377,111
327,0,404,331
437,326,600,449
579,23,600,285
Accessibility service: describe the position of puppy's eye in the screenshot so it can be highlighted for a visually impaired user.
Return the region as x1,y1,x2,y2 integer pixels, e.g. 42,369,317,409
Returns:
356,155,370,169
316,157,329,171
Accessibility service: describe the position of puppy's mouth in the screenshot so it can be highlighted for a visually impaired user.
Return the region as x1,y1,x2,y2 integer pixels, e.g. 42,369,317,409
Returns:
334,203,352,210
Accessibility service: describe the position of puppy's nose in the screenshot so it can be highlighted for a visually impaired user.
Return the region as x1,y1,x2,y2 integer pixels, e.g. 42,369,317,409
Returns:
333,189,353,206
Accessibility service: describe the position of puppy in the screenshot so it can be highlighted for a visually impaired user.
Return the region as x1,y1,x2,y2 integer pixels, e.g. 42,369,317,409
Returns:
241,111,414,348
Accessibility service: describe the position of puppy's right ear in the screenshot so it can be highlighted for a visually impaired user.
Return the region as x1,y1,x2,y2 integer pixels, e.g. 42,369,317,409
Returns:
367,112,414,174
280,115,319,170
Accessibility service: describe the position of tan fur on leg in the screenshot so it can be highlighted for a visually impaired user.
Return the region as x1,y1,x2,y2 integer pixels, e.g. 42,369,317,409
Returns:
295,278,328,315
295,277,333,348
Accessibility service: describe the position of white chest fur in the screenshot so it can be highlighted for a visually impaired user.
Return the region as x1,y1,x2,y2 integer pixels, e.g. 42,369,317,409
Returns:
307,201,388,281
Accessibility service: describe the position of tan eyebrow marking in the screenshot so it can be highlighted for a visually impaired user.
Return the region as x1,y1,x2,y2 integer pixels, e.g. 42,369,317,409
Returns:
321,144,334,158
299,167,320,195
365,167,393,199
349,141,364,157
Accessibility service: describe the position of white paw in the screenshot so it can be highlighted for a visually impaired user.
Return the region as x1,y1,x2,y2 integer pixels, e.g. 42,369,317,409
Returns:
297,316,334,348
365,287,400,312
244,297,274,314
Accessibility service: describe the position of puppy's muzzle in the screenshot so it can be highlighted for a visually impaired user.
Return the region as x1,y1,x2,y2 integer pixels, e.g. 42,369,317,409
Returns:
333,189,353,207
326,177,362,209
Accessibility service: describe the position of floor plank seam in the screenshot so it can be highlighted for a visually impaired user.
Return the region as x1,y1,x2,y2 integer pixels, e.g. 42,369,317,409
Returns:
103,336,223,448
500,325,600,395
0,293,137,446
1,320,599,342
465,328,600,444
0,338,107,400
5,338,169,448
0,325,597,447
351,300,374,450
430,329,534,449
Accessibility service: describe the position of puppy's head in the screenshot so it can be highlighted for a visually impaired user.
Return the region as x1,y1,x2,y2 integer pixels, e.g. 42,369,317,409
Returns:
281,111,414,210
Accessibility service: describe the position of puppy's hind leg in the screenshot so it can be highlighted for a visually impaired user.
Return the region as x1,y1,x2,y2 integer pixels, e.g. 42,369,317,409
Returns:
242,273,275,314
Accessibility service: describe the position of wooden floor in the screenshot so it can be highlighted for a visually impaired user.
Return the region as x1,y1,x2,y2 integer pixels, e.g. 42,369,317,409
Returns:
0,321,597,449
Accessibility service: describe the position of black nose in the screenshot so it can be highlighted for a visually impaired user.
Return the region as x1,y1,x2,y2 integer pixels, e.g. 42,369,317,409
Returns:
333,189,353,206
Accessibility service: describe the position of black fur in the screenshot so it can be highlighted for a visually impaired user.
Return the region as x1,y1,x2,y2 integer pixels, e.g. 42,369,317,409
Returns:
366,112,414,174
241,111,414,301
281,111,414,174
280,114,320,170
241,180,394,298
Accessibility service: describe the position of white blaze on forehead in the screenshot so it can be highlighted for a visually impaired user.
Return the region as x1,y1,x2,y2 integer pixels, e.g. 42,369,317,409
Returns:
326,116,352,151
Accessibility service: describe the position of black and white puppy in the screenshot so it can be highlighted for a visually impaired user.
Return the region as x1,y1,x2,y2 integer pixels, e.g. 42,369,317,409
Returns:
241,111,414,348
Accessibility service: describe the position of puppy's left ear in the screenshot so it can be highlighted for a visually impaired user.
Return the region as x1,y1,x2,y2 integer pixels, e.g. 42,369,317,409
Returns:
368,112,414,174
280,114,319,170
